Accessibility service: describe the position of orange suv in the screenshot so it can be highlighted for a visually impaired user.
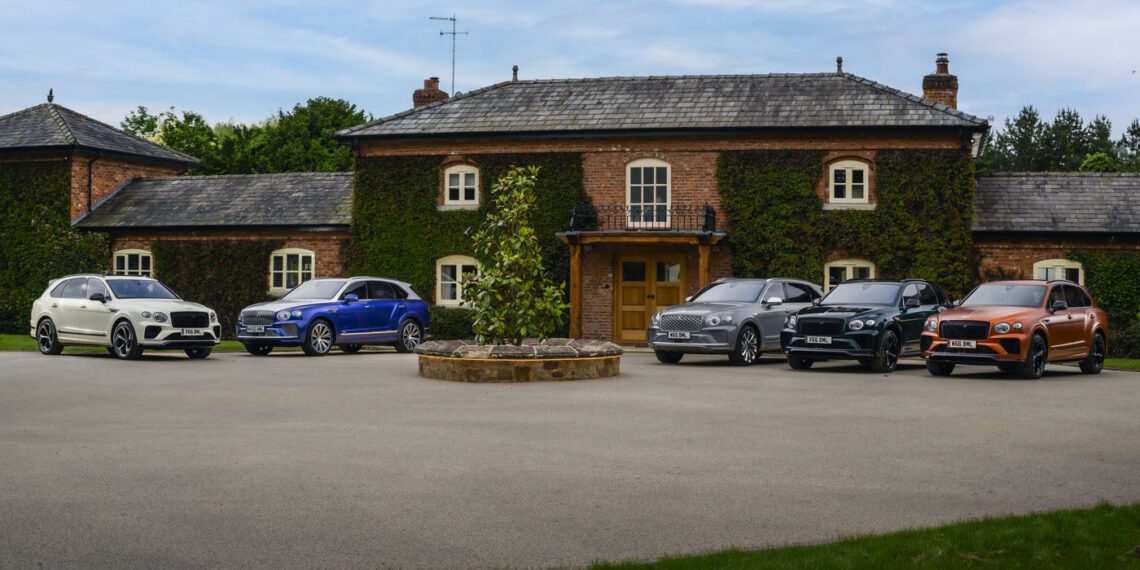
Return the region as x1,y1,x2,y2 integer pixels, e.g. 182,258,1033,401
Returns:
921,280,1107,378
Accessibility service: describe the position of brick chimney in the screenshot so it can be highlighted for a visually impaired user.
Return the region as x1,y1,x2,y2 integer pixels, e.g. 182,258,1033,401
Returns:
922,53,958,108
413,77,449,108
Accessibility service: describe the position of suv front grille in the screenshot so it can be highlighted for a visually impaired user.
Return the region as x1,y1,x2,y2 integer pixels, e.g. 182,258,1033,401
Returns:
171,311,209,328
659,314,703,332
940,320,989,340
241,310,276,326
797,318,845,336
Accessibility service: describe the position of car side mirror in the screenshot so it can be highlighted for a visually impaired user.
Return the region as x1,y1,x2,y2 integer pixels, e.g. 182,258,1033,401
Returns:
1051,300,1068,312
343,293,359,304
811,298,821,305
952,299,962,307
904,298,921,309
89,292,106,303
764,297,783,306
684,295,693,303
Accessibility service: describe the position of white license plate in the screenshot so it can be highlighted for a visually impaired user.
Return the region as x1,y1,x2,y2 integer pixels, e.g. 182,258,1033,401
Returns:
806,336,831,344
181,328,205,336
245,325,265,334
667,331,691,340
949,340,976,348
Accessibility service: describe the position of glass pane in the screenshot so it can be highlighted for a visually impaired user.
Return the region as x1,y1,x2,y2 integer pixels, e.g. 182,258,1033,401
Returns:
464,188,476,201
462,264,477,277
656,262,681,283
853,266,871,280
644,168,655,184
273,273,282,288
441,265,456,283
1035,267,1048,280
449,173,459,186
116,257,125,272
622,261,646,282
287,255,299,272
1063,267,1080,282
141,256,151,271
656,167,667,185
643,206,656,223
464,172,475,187
442,283,458,300
852,169,864,183
287,273,299,289
629,206,642,223
301,256,312,271
828,267,846,288
852,185,864,199
655,205,667,222
834,169,846,183
301,272,312,282
449,188,460,201
273,256,283,271
128,255,139,271
655,187,667,204
834,184,846,199
630,187,641,204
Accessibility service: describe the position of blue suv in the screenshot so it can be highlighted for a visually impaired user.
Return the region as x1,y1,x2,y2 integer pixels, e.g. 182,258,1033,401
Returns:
237,277,431,356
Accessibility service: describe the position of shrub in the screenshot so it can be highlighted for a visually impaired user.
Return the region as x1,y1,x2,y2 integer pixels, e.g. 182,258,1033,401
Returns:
429,306,475,340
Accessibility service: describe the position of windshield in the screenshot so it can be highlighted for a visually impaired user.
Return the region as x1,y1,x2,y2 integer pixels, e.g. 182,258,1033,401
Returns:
961,284,1046,308
821,282,899,306
281,279,347,300
690,281,766,303
107,279,179,300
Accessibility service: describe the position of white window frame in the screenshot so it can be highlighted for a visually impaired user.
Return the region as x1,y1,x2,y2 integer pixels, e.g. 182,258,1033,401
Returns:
441,164,479,209
824,259,876,292
113,249,153,277
1033,259,1084,285
827,160,871,205
269,248,315,295
436,255,480,307
626,158,671,229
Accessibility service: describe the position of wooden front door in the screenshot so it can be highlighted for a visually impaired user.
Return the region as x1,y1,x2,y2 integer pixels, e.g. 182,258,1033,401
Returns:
616,254,685,343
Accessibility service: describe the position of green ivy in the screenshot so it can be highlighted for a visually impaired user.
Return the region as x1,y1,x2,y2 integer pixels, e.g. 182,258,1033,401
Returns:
152,240,283,338
1069,249,1140,357
428,306,476,340
0,160,109,333
718,149,977,296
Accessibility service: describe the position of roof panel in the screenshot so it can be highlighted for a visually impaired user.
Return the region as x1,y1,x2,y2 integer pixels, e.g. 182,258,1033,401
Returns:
974,173,1140,233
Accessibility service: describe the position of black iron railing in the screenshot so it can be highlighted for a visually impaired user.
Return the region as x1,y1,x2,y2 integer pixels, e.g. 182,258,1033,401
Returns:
569,204,717,232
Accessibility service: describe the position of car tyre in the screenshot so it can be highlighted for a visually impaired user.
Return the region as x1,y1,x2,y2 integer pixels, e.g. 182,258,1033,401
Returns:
728,325,760,366
111,320,144,360
302,319,335,356
1015,334,1047,379
1079,332,1106,375
926,361,955,376
340,344,364,354
36,318,63,355
655,350,683,364
787,355,813,370
394,320,422,353
243,343,273,356
870,329,900,373
185,348,212,359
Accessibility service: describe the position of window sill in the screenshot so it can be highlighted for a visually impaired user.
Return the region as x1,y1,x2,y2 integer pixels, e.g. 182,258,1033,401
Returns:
823,203,877,211
437,204,479,212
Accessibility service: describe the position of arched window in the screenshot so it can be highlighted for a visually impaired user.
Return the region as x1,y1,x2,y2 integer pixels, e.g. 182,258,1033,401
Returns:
114,249,153,277
627,158,670,228
269,248,314,294
442,164,479,208
824,258,876,291
827,159,870,205
436,255,480,306
1033,259,1084,284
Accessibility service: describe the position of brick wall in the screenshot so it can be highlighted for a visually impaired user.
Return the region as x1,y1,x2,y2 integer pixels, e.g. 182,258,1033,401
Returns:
976,235,1140,280
111,231,351,280
70,155,184,220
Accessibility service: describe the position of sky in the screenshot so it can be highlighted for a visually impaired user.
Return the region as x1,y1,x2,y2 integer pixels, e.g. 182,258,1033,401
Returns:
1,0,1137,135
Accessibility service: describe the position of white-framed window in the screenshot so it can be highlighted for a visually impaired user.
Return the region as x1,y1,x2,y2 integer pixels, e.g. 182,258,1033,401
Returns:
270,248,315,294
113,249,153,277
436,255,479,306
627,158,670,228
442,164,479,208
1034,259,1084,285
828,160,870,204
824,259,876,291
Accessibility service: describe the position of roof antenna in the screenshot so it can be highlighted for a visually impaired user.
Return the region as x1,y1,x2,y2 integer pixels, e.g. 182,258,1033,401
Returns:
429,14,468,95
47,88,54,103
512,64,519,82
836,57,843,73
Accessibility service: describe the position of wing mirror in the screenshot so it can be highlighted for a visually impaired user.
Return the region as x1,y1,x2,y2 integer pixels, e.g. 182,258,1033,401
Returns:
684,295,693,303
904,298,921,310
89,292,107,303
764,296,783,306
811,298,822,305
952,299,962,307
342,293,359,304
1051,300,1068,312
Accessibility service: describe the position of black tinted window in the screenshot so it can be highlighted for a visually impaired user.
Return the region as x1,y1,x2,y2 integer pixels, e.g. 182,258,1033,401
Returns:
61,278,87,299
342,282,367,300
390,283,409,299
901,284,920,305
1065,285,1091,308
764,282,786,302
369,281,395,300
1048,286,1066,308
918,283,938,305
50,280,69,298
785,282,814,303
87,278,108,299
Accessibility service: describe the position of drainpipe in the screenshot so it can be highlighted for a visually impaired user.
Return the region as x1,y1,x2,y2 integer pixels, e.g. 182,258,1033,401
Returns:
86,150,102,213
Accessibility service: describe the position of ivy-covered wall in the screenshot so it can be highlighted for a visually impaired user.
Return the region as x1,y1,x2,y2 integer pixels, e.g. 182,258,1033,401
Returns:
152,240,283,338
1070,250,1140,357
0,160,108,333
347,153,591,303
718,149,977,296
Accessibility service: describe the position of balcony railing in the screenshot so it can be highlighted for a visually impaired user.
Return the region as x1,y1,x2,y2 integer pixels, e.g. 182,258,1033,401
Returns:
568,204,717,232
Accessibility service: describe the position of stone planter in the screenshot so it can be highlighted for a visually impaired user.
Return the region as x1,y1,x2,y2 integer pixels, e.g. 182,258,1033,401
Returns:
414,338,623,382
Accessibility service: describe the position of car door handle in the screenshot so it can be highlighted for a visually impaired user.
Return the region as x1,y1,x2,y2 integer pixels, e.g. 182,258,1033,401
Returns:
51,303,58,308
397,304,406,309
80,304,87,309
1067,315,1073,320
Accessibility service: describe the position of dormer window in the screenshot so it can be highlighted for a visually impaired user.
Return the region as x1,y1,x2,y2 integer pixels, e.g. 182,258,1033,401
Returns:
442,165,479,209
826,160,872,209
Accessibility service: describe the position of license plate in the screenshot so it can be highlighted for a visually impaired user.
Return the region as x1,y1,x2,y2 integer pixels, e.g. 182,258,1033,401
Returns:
245,325,265,334
181,328,205,336
667,331,691,340
806,336,831,344
949,340,976,348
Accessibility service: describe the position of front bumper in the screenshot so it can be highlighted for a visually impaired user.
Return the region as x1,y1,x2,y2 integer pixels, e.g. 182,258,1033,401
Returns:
780,329,878,360
139,323,222,349
646,326,735,353
236,322,303,346
920,333,1024,365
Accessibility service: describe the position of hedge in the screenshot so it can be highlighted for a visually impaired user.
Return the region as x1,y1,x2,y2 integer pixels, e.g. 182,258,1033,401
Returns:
152,240,283,338
1069,250,1140,357
429,306,476,340
0,160,108,333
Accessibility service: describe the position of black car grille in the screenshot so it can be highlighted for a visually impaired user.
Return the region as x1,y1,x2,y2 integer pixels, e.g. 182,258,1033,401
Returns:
939,320,989,340
797,318,845,336
241,310,276,326
659,314,703,332
171,311,209,328
940,345,997,355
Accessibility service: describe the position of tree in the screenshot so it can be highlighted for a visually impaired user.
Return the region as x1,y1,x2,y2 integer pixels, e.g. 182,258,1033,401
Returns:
1078,152,1119,172
464,166,568,345
1086,115,1116,157
254,97,367,173
979,106,1048,172
1042,108,1088,171
1120,119,1140,171
121,106,161,141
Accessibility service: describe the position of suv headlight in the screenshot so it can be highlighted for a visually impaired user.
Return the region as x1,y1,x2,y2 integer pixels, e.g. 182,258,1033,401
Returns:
705,313,733,326
994,322,1011,334
152,312,168,323
651,311,662,327
848,319,865,331
276,310,292,321
209,312,218,323
925,318,938,332
786,314,798,329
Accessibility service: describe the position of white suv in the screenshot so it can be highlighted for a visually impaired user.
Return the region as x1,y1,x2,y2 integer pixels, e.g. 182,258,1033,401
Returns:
29,274,221,360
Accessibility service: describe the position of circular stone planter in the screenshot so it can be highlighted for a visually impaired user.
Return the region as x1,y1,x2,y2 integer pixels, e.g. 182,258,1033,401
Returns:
414,338,623,382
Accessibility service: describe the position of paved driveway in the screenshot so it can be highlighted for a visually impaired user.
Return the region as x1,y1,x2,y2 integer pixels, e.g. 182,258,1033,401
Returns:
1,350,1138,569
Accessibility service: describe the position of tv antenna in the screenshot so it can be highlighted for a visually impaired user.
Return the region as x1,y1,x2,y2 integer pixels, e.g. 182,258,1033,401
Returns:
430,14,468,95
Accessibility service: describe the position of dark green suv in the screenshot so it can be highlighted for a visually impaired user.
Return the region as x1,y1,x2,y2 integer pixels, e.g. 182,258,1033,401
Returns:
780,279,948,372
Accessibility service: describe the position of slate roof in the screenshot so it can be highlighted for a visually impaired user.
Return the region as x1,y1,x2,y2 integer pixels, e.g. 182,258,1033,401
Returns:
974,173,1140,234
337,73,988,139
0,103,199,165
74,172,352,230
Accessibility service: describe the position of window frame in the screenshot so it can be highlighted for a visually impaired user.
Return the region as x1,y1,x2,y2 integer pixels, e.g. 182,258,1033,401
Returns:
1033,258,1084,285
827,160,871,205
441,164,480,209
269,248,316,295
113,249,154,277
626,158,671,229
435,255,480,307
823,259,876,292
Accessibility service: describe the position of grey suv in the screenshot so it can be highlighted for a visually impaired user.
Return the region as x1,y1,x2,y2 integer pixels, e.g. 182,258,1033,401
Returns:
648,278,823,365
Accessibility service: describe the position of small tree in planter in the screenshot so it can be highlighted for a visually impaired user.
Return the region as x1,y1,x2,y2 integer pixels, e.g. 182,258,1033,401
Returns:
464,166,568,346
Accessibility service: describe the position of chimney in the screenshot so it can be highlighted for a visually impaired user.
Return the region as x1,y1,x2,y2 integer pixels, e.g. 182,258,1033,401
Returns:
413,77,449,108
922,52,958,108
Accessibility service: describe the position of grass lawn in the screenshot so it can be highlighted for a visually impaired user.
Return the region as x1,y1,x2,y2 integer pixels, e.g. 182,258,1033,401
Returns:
588,503,1140,569
1106,358,1140,372
0,333,246,352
